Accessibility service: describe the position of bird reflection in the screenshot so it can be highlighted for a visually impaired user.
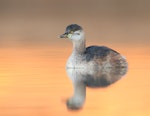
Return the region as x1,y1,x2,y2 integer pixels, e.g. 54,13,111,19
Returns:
66,66,127,110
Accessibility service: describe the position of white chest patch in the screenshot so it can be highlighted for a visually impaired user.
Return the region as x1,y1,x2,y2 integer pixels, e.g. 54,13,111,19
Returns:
66,54,99,75
66,56,85,69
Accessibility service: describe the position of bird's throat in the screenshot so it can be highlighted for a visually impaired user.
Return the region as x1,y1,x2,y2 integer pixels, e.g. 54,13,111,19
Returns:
72,39,86,55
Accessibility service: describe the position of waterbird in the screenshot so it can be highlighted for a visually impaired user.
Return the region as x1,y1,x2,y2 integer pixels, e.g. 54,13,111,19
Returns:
59,24,128,109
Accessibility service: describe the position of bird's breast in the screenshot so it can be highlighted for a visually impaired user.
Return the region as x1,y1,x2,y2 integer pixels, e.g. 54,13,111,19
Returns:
66,56,85,69
66,54,98,72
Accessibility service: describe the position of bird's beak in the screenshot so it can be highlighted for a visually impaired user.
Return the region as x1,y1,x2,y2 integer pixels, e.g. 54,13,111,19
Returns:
59,31,73,39
59,33,68,38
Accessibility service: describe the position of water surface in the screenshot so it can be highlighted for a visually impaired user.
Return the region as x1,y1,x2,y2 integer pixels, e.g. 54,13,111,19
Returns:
0,45,150,116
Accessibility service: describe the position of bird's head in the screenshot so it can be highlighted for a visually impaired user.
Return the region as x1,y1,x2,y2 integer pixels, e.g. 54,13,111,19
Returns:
60,24,84,41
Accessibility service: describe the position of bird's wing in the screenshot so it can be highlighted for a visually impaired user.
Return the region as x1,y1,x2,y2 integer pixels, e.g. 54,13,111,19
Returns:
85,46,119,61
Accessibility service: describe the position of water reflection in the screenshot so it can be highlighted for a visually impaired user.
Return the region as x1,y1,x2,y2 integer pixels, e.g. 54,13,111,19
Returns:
66,66,127,110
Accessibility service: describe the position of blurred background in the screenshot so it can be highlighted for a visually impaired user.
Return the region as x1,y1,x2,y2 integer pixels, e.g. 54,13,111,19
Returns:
0,0,150,116
0,0,150,47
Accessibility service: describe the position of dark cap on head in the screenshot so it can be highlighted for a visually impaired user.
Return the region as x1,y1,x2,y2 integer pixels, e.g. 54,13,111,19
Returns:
59,24,83,38
65,24,82,33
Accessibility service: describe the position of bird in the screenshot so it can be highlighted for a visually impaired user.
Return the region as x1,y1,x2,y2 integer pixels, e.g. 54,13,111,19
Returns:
59,24,127,70
59,24,128,110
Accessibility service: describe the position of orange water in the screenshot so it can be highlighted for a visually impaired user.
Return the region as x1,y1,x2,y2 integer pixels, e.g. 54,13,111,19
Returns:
0,45,150,116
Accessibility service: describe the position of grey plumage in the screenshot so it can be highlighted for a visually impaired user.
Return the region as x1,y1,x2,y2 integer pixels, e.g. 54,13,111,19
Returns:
85,46,119,61
66,24,82,33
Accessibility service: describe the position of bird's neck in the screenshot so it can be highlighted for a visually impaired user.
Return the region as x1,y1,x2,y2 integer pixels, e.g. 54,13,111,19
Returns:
72,36,86,55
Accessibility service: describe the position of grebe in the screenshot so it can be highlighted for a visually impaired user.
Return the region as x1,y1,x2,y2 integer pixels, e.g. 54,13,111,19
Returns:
60,24,127,70
59,24,128,109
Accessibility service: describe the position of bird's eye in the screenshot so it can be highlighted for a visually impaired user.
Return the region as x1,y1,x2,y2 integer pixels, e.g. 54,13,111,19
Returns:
70,31,74,34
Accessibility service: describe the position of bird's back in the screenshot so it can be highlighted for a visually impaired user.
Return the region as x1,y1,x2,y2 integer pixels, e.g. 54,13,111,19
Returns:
85,46,127,68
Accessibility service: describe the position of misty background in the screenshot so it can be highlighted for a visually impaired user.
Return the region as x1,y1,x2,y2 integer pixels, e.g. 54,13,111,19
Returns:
0,0,150,47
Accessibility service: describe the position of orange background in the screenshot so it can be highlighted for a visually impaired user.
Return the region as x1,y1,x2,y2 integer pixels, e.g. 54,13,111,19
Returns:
0,46,150,116
0,0,150,116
